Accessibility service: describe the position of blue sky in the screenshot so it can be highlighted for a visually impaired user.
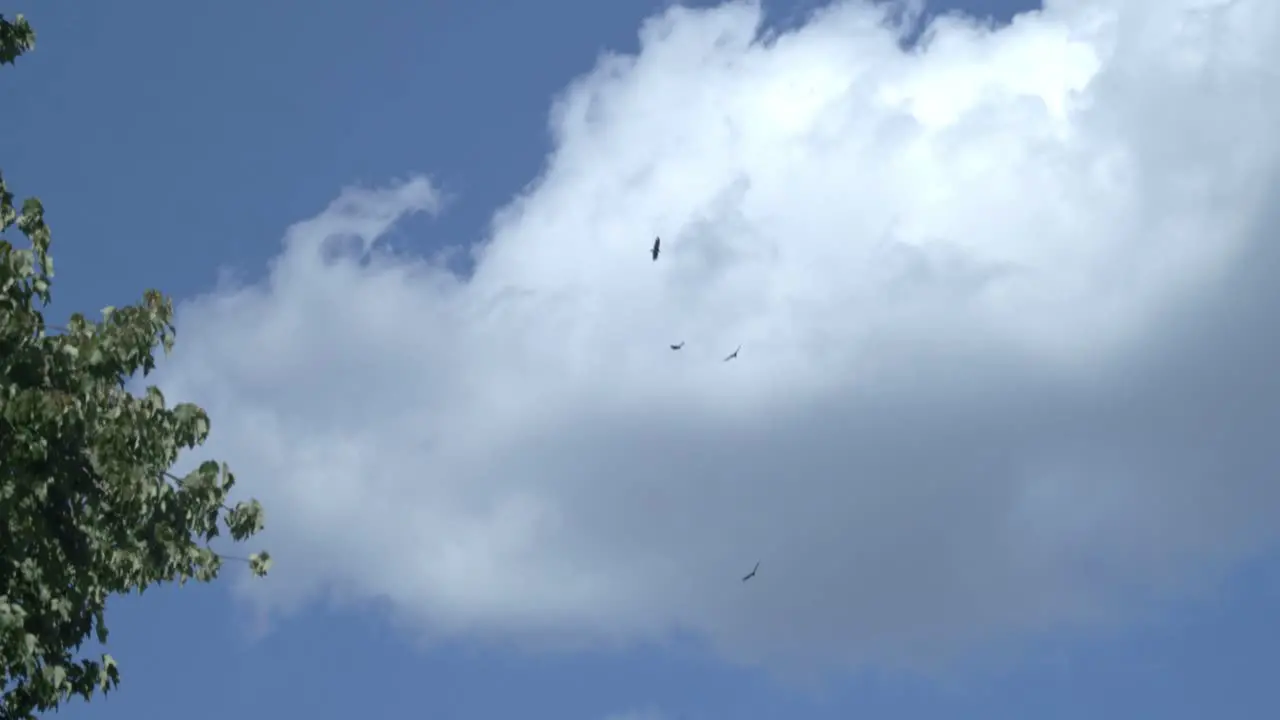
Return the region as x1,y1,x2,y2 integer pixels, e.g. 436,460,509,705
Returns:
5,0,1280,718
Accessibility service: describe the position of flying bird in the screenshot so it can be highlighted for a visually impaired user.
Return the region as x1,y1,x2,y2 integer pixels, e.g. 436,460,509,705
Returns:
670,341,684,350
741,561,760,582
651,236,661,261
723,345,741,362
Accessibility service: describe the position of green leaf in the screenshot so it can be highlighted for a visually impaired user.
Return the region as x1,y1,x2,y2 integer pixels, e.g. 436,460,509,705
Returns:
0,14,36,66
227,499,266,541
42,663,67,689
248,552,273,577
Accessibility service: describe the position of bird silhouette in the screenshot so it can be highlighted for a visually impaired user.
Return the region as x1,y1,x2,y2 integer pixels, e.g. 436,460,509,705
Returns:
651,236,661,261
741,561,760,582
670,341,684,350
723,345,741,362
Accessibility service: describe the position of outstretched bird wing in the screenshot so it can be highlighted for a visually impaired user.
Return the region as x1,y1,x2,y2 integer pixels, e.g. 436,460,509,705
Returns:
651,236,661,260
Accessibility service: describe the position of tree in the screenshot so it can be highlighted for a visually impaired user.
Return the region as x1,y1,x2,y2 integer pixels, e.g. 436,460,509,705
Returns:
1,14,271,719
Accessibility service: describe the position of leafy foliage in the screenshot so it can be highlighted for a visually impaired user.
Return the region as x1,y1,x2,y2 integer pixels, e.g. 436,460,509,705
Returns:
1,14,270,719
0,13,32,66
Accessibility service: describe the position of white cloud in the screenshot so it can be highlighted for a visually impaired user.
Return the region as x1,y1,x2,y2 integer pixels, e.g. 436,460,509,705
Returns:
152,0,1280,674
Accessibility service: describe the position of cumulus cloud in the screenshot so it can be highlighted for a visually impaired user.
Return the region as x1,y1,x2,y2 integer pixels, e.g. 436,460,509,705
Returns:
152,0,1280,674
